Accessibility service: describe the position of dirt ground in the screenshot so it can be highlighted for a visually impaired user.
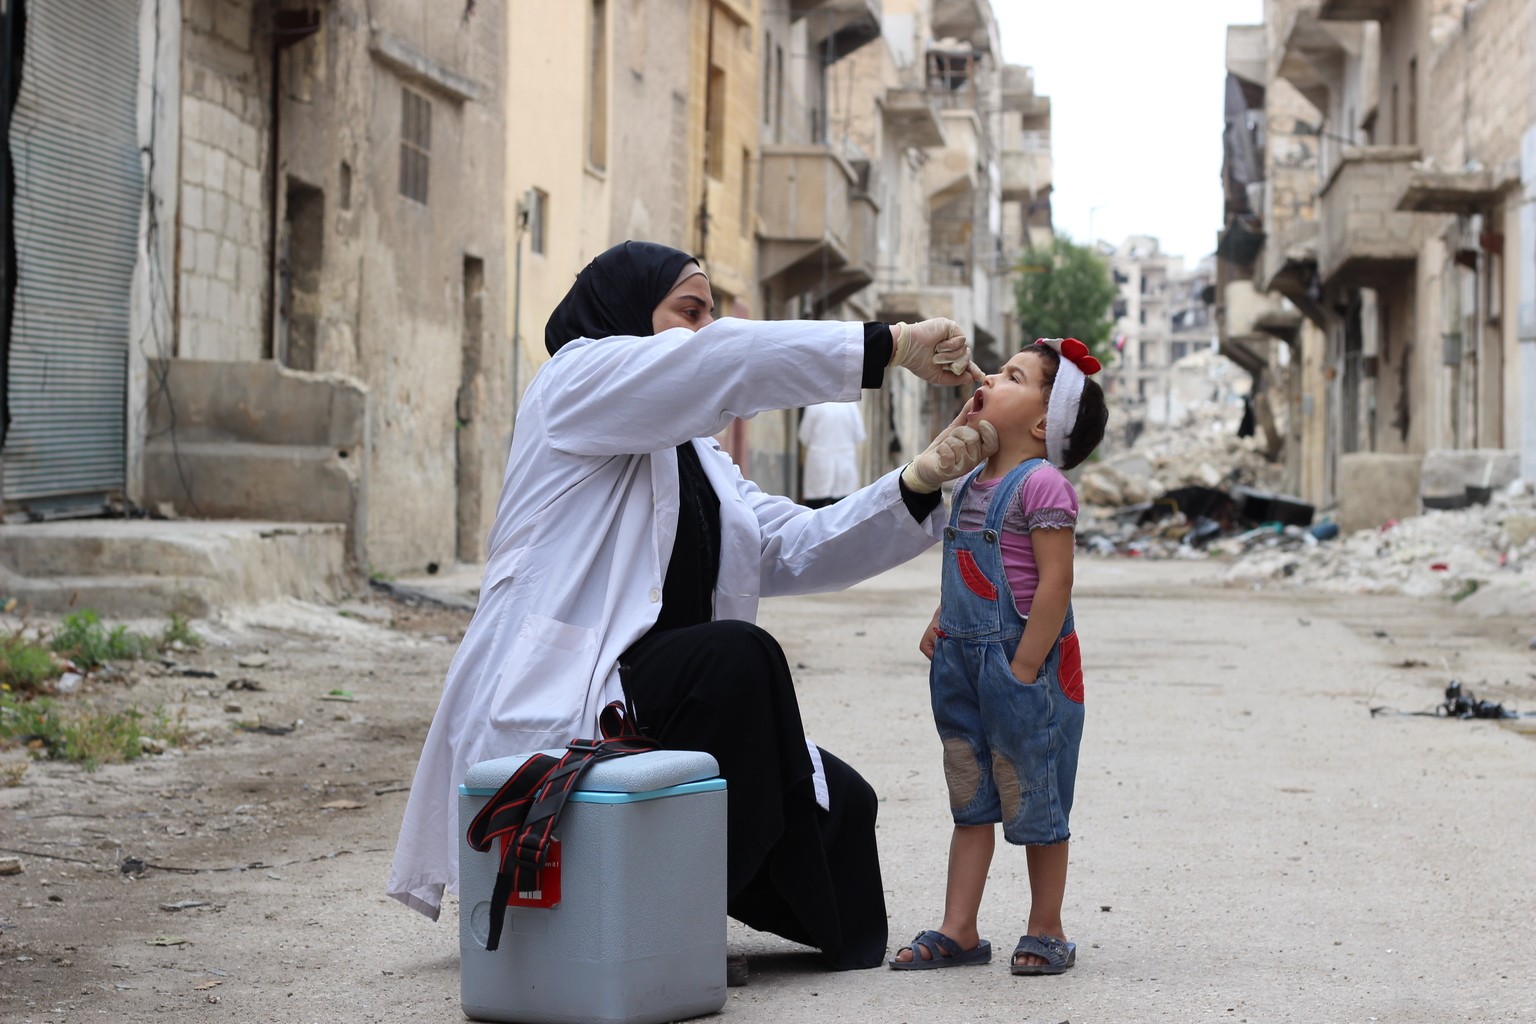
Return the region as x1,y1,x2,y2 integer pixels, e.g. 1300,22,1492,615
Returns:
2,555,1534,1024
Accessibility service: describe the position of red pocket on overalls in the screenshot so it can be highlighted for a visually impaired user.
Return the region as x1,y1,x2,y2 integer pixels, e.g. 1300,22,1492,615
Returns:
1057,631,1084,703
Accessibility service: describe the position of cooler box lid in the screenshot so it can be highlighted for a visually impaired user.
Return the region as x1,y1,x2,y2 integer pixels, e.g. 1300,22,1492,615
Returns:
461,749,722,804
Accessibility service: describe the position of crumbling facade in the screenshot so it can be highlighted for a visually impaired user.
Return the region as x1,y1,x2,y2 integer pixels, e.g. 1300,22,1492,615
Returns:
1222,0,1535,529
0,0,509,576
0,0,1053,580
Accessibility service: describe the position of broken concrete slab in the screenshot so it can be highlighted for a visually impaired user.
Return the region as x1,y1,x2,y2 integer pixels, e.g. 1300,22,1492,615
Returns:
0,520,357,617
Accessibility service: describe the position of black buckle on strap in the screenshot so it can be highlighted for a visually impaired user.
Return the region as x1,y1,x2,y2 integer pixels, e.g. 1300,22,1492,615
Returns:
566,738,604,754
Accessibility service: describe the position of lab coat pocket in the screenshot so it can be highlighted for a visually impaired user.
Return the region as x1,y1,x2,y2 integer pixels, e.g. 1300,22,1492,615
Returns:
488,613,598,736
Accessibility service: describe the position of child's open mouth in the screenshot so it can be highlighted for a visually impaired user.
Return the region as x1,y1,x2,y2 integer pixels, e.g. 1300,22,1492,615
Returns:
970,387,986,414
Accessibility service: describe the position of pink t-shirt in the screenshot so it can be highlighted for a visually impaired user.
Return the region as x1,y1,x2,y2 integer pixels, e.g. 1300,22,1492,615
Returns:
955,463,1078,615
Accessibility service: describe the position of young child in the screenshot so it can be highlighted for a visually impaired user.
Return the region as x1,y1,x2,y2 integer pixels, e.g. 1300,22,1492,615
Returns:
891,337,1108,976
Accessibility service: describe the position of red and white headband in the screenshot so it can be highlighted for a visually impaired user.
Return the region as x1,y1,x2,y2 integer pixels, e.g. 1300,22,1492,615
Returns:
1036,338,1101,467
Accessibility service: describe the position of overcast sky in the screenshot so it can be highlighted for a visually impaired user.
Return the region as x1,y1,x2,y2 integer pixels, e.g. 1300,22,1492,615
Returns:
995,0,1264,265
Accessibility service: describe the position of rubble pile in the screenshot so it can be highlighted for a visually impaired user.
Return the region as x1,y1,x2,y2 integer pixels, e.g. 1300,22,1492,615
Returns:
1220,484,1536,598
1076,415,1288,557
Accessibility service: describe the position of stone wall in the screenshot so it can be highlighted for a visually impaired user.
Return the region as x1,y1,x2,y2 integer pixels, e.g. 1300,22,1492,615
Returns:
179,0,268,361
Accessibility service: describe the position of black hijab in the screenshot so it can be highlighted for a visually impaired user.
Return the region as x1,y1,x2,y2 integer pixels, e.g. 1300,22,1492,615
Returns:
544,240,699,355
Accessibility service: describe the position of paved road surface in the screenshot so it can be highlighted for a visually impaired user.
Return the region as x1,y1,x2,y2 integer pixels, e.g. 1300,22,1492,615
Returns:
3,552,1532,1023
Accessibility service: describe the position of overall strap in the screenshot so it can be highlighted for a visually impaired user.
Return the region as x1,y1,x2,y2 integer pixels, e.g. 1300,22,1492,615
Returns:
946,465,988,529
981,458,1048,533
464,702,657,951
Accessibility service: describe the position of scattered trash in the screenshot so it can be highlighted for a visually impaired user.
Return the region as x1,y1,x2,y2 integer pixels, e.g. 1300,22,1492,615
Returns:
226,678,264,691
236,654,270,669
119,857,147,877
319,799,366,811
159,900,211,912
55,672,83,694
1370,679,1533,720
0,856,22,876
236,721,299,736
180,668,218,679
194,979,223,991
146,935,191,947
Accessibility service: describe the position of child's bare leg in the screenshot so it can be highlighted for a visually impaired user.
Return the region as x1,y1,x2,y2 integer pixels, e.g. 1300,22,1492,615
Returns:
1014,841,1070,968
894,824,995,962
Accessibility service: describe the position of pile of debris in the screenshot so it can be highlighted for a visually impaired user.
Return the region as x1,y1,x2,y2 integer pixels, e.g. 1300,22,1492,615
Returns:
1220,483,1536,598
1076,418,1294,557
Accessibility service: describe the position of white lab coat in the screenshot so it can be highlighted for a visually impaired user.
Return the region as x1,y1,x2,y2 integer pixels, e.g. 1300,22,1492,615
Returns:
799,401,868,499
387,317,943,919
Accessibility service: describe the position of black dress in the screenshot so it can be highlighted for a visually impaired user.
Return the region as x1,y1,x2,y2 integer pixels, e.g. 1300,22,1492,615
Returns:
618,443,888,970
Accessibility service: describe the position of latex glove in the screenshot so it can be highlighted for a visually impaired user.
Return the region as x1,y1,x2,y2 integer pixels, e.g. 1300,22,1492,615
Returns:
901,399,999,494
890,319,985,386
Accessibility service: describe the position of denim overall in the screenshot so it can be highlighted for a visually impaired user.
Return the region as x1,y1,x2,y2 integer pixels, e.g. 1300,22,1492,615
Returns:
930,458,1085,846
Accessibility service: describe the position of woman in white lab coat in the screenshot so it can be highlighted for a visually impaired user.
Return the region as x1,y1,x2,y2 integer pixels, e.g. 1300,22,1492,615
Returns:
388,241,995,970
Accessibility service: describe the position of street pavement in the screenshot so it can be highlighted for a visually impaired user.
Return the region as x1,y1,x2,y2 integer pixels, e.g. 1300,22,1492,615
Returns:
723,551,1536,1023
4,550,1533,1024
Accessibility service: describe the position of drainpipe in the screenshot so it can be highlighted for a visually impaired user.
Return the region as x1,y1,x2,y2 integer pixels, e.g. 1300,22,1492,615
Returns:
512,190,528,424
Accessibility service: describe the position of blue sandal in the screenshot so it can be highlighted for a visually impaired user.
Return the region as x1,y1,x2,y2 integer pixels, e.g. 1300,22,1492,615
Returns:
889,929,992,970
1010,932,1076,975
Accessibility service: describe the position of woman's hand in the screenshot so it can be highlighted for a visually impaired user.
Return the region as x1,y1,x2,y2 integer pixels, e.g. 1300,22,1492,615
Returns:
919,606,942,660
891,319,986,386
900,398,998,493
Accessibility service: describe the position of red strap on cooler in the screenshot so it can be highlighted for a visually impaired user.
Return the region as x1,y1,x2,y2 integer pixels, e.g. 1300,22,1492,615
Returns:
464,702,655,951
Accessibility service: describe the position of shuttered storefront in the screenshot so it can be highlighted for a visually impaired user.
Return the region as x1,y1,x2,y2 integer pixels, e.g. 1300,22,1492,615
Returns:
3,0,142,515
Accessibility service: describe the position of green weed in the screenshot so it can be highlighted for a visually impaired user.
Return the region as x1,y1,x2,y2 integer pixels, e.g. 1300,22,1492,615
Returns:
160,612,203,651
0,633,63,694
0,693,189,770
50,610,155,669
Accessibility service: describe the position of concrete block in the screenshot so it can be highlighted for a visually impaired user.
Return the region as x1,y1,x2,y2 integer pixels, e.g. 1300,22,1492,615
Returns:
206,147,228,193
238,247,262,287
1419,448,1520,497
207,279,231,319
187,275,209,317
223,158,243,201
145,358,367,448
217,239,238,282
0,520,354,617
1337,453,1424,534
196,230,219,277
182,185,205,230
241,163,262,208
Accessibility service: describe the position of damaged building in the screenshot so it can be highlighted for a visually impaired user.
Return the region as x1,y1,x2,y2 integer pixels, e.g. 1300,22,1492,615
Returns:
1218,0,1536,533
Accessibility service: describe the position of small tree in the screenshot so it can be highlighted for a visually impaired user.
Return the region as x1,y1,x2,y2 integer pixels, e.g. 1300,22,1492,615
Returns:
1013,234,1118,363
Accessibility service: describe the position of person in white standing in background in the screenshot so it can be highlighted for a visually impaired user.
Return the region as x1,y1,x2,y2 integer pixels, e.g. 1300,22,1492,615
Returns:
799,401,868,508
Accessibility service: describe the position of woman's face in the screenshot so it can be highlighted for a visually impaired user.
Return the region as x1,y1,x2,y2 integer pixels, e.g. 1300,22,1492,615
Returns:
651,269,716,334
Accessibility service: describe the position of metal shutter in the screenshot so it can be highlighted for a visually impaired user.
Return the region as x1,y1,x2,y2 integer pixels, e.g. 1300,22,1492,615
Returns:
3,0,142,514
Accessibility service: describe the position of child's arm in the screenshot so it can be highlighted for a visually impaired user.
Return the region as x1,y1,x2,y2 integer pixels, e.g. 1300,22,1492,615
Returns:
1008,528,1075,682
920,604,941,660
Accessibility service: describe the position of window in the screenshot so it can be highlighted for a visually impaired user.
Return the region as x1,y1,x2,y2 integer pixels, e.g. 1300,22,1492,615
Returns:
705,63,726,179
399,88,431,203
588,0,608,169
528,188,548,255
739,147,751,236
1406,57,1418,146
762,31,773,124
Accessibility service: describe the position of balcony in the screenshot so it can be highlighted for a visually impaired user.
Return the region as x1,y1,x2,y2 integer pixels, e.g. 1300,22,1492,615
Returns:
1277,8,1363,112
1318,0,1395,20
794,0,882,63
1317,146,1419,287
1395,166,1515,214
1000,147,1050,203
881,86,945,149
923,109,980,201
931,0,995,53
1260,217,1320,308
758,144,871,299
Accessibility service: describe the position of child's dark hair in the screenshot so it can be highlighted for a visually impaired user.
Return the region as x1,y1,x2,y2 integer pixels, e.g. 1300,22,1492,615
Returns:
1028,341,1109,471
